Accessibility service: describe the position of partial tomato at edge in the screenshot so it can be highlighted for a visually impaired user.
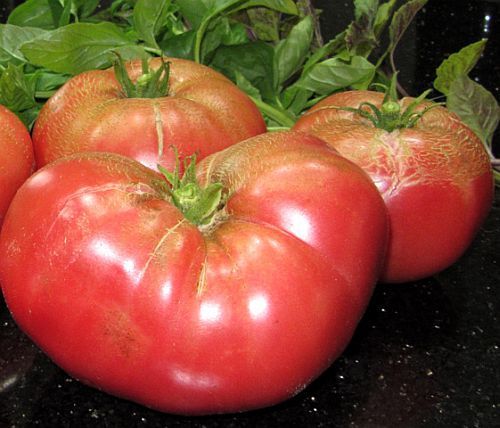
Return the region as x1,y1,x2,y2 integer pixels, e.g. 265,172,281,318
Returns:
0,104,35,225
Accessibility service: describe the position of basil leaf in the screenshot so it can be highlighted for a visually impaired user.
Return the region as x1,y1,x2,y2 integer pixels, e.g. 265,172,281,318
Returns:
7,0,54,29
72,0,100,18
274,15,313,89
353,0,379,21
373,0,397,38
434,39,487,96
247,8,280,42
133,0,172,49
233,0,298,15
0,24,47,65
160,30,196,60
234,70,262,100
297,55,376,95
447,75,500,148
389,0,427,51
210,41,276,100
20,22,144,74
0,63,37,113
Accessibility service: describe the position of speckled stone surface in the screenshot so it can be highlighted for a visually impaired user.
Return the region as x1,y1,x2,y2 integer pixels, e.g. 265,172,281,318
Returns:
1,1,499,427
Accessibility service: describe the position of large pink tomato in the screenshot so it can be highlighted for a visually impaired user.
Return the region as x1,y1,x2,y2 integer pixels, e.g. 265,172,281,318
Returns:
0,105,34,225
32,57,266,171
294,90,493,283
0,131,387,414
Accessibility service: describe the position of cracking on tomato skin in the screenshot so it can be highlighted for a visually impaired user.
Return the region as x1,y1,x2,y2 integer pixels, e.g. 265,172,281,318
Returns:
196,257,208,296
152,101,165,158
140,219,188,280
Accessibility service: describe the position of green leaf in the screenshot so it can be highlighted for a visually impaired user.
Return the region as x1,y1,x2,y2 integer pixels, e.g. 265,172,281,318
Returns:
72,0,100,18
133,0,172,49
234,70,262,100
434,39,487,96
373,0,397,37
447,75,500,148
20,22,143,74
209,41,276,100
302,30,346,76
246,8,280,42
160,30,196,60
353,0,379,21
0,24,47,65
7,0,54,29
274,15,313,88
297,55,376,95
0,63,37,113
389,0,427,50
47,0,70,28
234,0,298,15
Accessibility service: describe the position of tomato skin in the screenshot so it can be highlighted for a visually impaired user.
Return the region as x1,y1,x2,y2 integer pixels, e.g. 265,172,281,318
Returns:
32,57,266,171
0,131,387,414
294,90,494,283
0,105,35,225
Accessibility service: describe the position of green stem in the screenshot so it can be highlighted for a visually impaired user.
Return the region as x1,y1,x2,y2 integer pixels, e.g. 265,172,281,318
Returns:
251,97,296,128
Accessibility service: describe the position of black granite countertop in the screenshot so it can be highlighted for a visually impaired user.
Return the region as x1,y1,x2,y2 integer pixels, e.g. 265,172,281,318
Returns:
1,1,499,427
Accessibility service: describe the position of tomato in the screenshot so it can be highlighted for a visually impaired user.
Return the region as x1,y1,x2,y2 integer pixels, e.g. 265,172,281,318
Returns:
32,57,266,171
0,105,34,225
294,90,493,283
0,131,387,414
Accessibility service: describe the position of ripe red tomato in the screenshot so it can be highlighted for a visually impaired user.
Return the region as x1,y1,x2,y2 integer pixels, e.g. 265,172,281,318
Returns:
0,105,34,225
294,90,493,283
32,57,266,171
0,131,387,414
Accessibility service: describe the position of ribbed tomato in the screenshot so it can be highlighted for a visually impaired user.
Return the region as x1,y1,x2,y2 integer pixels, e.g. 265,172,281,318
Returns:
0,131,387,414
294,90,493,283
32,57,266,171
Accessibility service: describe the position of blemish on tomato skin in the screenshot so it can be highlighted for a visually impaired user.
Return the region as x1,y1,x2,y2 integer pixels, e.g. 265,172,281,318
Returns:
102,309,144,360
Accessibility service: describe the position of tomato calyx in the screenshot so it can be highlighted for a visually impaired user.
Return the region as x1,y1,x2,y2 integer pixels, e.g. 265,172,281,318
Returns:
113,53,170,99
155,151,224,226
342,75,443,132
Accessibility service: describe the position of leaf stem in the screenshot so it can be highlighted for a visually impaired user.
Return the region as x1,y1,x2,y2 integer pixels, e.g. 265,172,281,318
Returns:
250,97,296,128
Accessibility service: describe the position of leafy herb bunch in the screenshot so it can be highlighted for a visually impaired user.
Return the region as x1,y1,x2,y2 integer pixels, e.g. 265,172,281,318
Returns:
0,0,498,180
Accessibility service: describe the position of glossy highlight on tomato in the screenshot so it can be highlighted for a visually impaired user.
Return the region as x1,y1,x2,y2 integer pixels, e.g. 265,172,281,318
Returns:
294,90,493,283
32,57,266,171
0,104,34,225
0,131,388,415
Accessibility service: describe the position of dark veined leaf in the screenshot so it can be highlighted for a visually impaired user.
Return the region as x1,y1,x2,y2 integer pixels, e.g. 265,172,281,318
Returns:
0,24,47,65
389,0,427,50
353,0,379,21
7,0,54,29
447,75,500,148
297,55,376,95
246,8,280,42
20,22,145,74
434,39,487,96
274,15,314,89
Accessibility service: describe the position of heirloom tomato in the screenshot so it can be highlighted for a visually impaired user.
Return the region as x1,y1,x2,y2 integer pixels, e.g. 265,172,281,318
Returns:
32,57,266,171
294,90,493,283
0,105,34,225
0,131,387,415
